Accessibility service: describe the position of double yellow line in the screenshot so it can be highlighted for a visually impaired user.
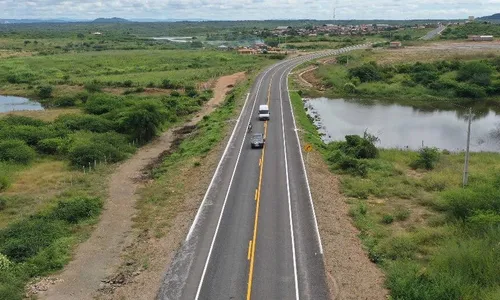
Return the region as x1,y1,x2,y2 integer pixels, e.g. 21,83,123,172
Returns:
246,73,273,300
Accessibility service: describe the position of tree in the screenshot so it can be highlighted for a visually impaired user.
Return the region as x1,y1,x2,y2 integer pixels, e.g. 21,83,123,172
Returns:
118,100,168,142
457,61,493,86
77,33,85,39
348,62,382,83
37,85,53,99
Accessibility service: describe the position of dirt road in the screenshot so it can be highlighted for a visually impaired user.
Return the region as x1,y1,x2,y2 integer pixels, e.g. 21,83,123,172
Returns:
36,72,246,300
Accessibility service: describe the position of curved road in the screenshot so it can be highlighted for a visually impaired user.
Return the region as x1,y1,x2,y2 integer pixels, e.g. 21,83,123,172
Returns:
157,44,370,300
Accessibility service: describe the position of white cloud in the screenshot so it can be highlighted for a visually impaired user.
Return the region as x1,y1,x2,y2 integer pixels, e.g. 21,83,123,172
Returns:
0,0,498,20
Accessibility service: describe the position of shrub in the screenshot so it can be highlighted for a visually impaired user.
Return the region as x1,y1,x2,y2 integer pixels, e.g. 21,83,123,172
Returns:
395,208,411,221
118,100,168,142
84,94,125,115
0,140,36,164
0,217,68,263
336,135,379,159
343,82,356,93
411,147,440,170
67,131,134,167
348,62,382,82
455,83,487,98
36,85,53,99
36,138,64,155
457,61,493,86
83,81,102,93
123,80,133,87
382,214,395,224
0,196,6,210
0,115,46,127
161,79,179,89
0,253,12,271
52,97,76,107
54,114,115,133
442,184,500,221
51,197,103,224
0,176,9,192
0,125,60,147
170,91,181,97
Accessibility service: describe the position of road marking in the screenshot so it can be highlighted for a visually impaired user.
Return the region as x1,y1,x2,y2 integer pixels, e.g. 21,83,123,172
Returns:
247,143,266,300
248,240,252,260
278,63,300,300
254,189,258,201
185,92,251,241
194,64,279,300
259,158,261,166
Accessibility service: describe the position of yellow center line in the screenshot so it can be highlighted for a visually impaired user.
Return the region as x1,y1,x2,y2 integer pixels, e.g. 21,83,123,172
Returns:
248,240,252,260
254,189,258,201
247,144,265,300
247,70,276,300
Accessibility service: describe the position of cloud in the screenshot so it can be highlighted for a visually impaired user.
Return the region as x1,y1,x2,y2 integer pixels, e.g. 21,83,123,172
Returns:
0,0,497,20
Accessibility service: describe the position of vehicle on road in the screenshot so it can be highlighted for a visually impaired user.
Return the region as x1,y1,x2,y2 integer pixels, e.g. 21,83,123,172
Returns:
258,104,270,120
248,122,253,133
250,133,265,148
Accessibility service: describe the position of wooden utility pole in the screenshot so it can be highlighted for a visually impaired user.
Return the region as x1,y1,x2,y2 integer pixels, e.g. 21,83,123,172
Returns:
463,107,473,187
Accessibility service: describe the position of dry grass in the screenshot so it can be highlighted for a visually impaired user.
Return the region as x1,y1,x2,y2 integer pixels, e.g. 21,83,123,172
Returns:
0,159,112,229
371,42,500,65
0,108,81,122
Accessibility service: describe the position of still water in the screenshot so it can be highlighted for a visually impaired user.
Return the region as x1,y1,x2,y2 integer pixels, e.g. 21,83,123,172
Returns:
306,98,500,152
0,95,44,113
152,37,193,43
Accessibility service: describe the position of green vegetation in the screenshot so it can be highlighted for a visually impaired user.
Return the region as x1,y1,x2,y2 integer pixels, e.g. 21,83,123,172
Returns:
315,49,500,109
441,23,500,40
290,91,500,300
0,196,102,299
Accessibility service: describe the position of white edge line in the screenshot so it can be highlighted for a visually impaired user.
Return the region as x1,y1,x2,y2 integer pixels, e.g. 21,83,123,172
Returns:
194,64,277,299
186,60,292,241
185,91,250,241
279,62,300,300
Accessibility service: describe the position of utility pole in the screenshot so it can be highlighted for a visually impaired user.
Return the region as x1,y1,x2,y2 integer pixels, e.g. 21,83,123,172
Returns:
463,107,473,187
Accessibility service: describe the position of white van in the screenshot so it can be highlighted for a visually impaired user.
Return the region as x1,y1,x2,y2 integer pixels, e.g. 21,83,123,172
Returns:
258,104,270,121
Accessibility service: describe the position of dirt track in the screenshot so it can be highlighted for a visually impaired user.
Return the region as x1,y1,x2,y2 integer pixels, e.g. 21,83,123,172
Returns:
36,72,246,300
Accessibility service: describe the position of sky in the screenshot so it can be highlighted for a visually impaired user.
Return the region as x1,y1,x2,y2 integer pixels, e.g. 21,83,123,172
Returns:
0,0,498,20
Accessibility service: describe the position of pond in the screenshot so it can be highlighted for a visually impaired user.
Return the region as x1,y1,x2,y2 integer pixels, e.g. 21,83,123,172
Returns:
305,98,500,152
0,95,44,113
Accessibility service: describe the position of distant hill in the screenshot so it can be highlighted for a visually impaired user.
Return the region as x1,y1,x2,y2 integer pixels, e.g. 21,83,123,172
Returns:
478,13,500,20
92,17,131,23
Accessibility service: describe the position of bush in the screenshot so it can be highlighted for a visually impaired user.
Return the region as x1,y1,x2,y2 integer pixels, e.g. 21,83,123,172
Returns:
118,100,168,142
0,115,46,127
84,81,102,93
455,82,487,98
123,80,133,87
382,214,395,224
0,140,36,164
457,61,493,86
0,253,12,271
411,147,440,170
36,85,53,99
52,97,76,107
0,217,68,263
0,175,10,192
348,62,382,83
84,94,125,115
0,196,6,210
36,138,64,155
51,197,103,224
54,114,115,133
336,135,379,159
161,79,180,89
0,125,60,147
442,184,500,221
343,82,356,93
67,131,134,167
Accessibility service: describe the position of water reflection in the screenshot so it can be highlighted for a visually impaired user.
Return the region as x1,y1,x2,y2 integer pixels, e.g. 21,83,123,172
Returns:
305,98,500,152
0,95,44,113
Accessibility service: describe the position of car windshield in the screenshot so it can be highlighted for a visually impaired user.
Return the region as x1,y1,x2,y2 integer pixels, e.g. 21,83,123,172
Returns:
252,133,263,140
259,110,269,114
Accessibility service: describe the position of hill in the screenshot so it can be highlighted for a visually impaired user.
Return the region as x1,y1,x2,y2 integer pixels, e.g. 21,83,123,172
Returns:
478,13,500,20
92,17,131,23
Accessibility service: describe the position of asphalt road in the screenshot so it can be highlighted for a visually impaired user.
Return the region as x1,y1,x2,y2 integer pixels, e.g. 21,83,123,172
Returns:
157,44,370,300
421,24,447,40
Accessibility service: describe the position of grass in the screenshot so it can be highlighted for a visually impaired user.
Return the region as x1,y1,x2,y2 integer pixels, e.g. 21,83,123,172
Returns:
0,108,81,122
289,87,500,299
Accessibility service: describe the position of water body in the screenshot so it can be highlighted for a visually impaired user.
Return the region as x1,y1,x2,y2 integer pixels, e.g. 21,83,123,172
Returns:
152,37,193,43
305,98,500,152
0,95,44,113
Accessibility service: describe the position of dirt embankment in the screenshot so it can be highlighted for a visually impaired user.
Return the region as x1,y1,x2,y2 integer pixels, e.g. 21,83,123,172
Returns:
35,72,246,300
306,150,388,300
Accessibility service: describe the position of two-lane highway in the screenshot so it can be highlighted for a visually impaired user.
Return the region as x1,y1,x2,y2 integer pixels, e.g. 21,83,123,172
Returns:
157,45,370,300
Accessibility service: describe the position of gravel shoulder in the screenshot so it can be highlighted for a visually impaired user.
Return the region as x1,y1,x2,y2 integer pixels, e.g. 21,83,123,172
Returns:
35,72,246,300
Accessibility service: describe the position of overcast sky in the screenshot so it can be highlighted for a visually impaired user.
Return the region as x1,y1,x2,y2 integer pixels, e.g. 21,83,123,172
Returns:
0,0,497,20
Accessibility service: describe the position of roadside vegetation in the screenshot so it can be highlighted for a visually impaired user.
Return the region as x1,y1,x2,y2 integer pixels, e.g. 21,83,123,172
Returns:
441,22,500,40
312,48,500,110
291,90,500,300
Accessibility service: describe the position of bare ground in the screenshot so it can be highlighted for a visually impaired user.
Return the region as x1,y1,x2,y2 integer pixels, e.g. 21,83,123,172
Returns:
305,144,388,299
35,72,246,300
